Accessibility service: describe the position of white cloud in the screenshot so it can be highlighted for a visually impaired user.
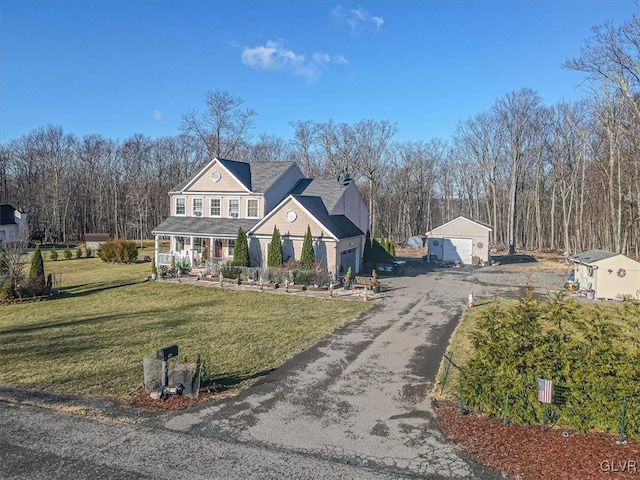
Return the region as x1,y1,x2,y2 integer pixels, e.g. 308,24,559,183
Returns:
313,53,331,63
153,110,162,122
241,41,347,80
332,5,384,31
371,15,384,28
334,55,349,65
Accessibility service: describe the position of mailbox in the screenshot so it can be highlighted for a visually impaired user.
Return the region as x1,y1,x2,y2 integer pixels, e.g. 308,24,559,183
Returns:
157,345,178,361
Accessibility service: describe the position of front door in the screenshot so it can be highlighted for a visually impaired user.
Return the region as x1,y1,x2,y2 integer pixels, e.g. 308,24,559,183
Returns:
215,239,223,258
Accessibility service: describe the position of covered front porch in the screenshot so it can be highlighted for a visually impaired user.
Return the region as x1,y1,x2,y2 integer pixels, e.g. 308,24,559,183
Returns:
154,235,237,267
151,216,259,269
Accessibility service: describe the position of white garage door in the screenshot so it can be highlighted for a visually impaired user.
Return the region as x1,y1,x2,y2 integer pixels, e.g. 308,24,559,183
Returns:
443,238,472,264
339,248,358,274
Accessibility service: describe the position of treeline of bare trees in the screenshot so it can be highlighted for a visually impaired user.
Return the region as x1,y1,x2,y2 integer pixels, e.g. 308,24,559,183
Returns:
1,13,638,255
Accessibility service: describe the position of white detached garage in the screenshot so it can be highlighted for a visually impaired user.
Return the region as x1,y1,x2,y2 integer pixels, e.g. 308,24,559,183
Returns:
425,216,492,265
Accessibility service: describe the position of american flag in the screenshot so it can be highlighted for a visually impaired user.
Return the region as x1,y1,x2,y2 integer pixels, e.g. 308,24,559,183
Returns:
537,378,553,404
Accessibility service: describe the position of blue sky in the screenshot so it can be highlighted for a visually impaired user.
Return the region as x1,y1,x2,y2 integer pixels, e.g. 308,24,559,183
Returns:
1,1,637,145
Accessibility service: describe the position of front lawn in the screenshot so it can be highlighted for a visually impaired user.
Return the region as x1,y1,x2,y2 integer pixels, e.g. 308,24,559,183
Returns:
0,252,371,397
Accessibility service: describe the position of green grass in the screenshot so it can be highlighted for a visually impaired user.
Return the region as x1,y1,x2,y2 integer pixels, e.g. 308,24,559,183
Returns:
1,251,371,397
433,301,490,399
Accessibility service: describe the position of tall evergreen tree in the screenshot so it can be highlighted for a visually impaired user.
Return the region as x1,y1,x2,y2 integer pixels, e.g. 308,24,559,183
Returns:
380,235,389,254
233,227,250,267
28,244,46,295
267,226,283,267
363,229,373,265
300,225,315,268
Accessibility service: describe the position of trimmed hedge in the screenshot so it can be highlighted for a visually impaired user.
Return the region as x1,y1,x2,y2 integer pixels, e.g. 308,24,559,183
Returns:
97,239,139,264
459,291,640,439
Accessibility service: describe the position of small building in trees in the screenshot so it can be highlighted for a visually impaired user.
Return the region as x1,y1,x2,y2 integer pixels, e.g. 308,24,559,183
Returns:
425,216,492,265
151,158,369,278
83,233,110,250
0,204,28,245
568,249,640,300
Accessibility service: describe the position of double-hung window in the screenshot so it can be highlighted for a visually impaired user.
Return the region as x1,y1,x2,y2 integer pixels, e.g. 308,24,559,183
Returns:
228,199,240,218
176,197,186,215
228,239,236,257
247,198,259,218
193,198,203,217
210,198,221,217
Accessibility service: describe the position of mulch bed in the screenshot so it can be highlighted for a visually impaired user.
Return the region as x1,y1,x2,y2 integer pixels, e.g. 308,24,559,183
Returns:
125,382,257,412
435,401,640,479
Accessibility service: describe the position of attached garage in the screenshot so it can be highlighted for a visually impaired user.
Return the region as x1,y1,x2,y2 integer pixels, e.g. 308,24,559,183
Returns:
426,216,492,265
339,247,359,274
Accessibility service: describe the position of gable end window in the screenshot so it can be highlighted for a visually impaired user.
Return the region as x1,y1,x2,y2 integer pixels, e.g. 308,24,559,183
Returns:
176,197,186,216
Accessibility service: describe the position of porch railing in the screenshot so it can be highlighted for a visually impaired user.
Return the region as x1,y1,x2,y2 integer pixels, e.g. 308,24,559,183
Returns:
157,252,229,267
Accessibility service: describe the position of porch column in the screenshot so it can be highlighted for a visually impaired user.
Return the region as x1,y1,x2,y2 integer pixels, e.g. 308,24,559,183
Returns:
154,235,159,267
190,236,194,266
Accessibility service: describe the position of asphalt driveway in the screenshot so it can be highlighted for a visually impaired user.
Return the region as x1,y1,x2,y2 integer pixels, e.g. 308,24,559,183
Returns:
156,260,513,479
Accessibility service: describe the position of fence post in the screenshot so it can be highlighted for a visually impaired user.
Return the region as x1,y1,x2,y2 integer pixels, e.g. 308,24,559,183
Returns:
458,374,467,415
502,393,510,425
440,352,453,394
618,396,628,444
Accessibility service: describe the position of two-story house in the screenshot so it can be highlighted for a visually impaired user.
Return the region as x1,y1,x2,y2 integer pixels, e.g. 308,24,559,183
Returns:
151,158,369,277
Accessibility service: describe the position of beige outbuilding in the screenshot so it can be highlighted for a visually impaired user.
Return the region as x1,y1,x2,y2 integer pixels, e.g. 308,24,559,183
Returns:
425,216,492,265
568,249,640,300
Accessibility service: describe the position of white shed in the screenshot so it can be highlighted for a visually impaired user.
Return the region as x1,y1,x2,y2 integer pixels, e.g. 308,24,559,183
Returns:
425,216,492,265
568,249,640,300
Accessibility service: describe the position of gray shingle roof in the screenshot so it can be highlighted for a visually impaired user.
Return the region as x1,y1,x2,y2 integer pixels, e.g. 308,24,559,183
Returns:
294,195,363,239
250,162,298,193
569,249,619,264
152,216,258,237
170,177,192,193
170,159,298,193
290,178,346,211
218,158,251,190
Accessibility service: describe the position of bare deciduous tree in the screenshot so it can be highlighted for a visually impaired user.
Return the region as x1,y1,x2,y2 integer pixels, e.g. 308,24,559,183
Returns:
290,120,321,176
494,88,544,255
181,90,257,160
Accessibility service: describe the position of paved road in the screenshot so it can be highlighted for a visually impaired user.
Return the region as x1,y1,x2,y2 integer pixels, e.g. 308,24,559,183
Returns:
1,260,524,479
